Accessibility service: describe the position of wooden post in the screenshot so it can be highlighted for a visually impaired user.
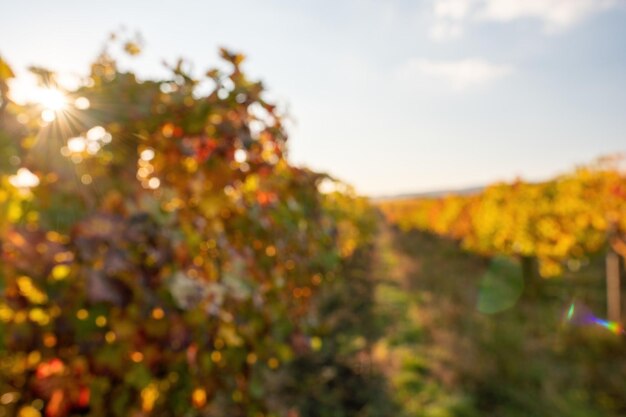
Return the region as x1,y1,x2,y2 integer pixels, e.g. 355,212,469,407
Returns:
606,249,621,323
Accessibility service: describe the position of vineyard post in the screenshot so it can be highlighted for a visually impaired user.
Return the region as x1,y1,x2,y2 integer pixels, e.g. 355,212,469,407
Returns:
606,226,621,323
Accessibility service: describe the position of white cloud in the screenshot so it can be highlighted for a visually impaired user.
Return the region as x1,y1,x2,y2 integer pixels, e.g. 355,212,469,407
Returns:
434,0,474,20
481,0,618,30
430,0,619,40
429,20,465,40
398,58,512,89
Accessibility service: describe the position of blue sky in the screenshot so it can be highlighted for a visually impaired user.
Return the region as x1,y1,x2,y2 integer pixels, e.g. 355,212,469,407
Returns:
1,0,625,196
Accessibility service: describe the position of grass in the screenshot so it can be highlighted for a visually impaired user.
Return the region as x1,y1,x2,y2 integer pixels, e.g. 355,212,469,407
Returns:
372,222,626,417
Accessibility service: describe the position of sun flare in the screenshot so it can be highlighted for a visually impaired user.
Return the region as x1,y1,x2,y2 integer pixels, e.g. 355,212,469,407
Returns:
37,87,67,111
8,77,69,118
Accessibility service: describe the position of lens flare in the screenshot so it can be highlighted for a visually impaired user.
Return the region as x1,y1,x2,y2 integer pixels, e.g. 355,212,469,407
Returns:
67,137,86,153
74,96,90,110
591,318,624,335
9,168,40,189
564,302,624,335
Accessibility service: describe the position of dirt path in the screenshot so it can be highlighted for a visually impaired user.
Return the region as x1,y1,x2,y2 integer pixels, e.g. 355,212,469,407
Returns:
372,221,489,416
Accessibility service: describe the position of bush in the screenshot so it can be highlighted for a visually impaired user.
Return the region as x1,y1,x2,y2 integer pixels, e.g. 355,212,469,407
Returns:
0,40,381,417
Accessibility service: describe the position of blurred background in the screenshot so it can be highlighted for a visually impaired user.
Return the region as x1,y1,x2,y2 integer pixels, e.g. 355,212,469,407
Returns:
1,2,626,417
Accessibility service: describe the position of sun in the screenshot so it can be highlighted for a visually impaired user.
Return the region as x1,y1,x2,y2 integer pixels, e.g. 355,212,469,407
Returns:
32,87,67,122
37,87,67,111
8,76,69,121
35,87,68,122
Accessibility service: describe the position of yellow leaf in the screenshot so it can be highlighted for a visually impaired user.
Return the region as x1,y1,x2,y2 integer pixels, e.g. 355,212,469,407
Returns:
18,406,41,417
192,388,207,409
141,382,159,412
218,324,244,347
51,264,71,281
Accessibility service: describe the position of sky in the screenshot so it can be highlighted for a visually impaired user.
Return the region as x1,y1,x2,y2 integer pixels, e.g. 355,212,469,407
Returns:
1,0,626,196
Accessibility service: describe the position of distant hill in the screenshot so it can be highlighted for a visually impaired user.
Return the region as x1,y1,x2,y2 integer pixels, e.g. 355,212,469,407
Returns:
372,185,485,202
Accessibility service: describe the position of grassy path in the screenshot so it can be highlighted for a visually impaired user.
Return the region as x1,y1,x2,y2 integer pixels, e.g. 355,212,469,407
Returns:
371,220,626,417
